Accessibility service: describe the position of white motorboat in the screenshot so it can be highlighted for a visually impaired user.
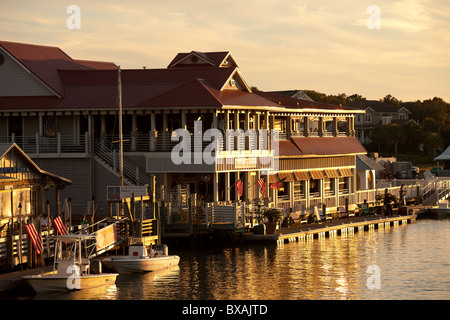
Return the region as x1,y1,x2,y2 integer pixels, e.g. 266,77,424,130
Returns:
23,234,118,293
102,243,180,274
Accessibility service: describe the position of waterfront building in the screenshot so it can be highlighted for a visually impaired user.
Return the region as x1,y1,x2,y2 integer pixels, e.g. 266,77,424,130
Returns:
0,143,70,244
1,40,382,224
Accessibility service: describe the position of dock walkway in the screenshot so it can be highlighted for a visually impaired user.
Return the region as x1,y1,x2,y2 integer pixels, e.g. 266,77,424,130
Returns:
242,214,417,244
0,265,52,293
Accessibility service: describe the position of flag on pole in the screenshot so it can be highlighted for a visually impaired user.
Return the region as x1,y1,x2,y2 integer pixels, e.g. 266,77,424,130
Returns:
235,179,243,197
257,178,266,197
54,216,68,235
25,223,43,255
270,177,286,190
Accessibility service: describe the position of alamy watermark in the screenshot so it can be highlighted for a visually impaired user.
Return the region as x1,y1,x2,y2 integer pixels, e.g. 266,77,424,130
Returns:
170,121,279,172
366,5,381,30
366,264,381,290
66,5,81,30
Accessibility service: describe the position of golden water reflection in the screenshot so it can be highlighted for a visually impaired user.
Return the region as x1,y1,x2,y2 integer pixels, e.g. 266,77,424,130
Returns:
27,220,450,300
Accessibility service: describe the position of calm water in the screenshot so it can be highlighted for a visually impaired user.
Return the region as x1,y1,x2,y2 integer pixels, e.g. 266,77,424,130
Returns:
12,219,450,300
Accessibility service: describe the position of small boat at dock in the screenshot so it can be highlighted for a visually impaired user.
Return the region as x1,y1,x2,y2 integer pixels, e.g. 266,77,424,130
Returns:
23,235,118,293
417,200,450,219
102,243,180,274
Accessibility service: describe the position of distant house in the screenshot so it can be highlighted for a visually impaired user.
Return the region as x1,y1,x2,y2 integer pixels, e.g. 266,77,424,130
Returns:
268,90,314,102
344,100,412,144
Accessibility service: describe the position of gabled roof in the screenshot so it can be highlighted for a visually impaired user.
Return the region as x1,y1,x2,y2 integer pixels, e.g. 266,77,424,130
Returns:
345,100,411,114
0,40,117,98
168,51,239,68
254,90,363,113
434,145,450,161
0,143,71,185
269,90,314,102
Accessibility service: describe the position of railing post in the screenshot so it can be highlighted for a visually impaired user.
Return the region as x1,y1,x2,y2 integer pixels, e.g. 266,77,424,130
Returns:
57,132,61,156
35,132,40,155
85,132,90,155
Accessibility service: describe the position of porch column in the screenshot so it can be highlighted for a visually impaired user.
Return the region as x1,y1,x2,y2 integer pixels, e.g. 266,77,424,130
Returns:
333,117,338,137
162,112,168,150
304,116,309,137
181,110,187,130
131,113,137,151
212,111,218,129
286,116,292,139
225,172,230,202
100,114,107,145
318,117,324,137
150,113,156,151
38,113,44,137
244,111,250,149
213,172,219,203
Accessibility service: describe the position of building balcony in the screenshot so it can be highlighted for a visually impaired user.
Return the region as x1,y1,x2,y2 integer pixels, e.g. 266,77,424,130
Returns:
0,133,90,158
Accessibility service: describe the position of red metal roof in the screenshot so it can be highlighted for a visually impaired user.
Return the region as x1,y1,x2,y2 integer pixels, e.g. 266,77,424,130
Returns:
253,90,359,112
0,40,116,97
291,137,367,156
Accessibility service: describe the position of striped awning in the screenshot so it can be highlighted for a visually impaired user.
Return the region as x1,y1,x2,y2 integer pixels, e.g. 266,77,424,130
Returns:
268,174,278,183
278,172,294,182
324,169,340,178
310,170,325,180
339,168,353,177
293,171,310,181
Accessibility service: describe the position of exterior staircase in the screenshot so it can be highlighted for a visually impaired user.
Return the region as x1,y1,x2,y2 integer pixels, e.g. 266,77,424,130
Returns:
421,177,450,205
93,139,151,186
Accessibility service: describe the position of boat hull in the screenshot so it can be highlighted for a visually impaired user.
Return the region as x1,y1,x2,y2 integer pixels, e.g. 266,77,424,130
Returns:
23,273,118,293
417,208,450,219
103,255,180,274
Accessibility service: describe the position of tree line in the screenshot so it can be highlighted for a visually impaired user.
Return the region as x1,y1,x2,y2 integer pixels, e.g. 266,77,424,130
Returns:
302,90,450,158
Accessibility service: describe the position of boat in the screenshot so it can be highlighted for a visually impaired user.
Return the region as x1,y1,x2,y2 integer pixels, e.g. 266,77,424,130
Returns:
100,68,179,275
102,243,180,274
417,200,450,219
23,234,118,293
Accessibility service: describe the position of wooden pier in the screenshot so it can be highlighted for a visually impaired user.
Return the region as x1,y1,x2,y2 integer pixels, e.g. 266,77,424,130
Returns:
242,214,417,245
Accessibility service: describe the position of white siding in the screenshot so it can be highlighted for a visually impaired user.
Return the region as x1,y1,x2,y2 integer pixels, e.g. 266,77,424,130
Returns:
0,48,54,96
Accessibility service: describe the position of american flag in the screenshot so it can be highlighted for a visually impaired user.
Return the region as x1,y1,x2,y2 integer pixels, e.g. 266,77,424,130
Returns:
270,178,286,190
257,178,266,197
54,216,68,235
235,179,243,197
25,223,43,255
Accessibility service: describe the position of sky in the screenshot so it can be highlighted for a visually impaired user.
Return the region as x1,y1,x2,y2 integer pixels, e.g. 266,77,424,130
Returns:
1,0,449,102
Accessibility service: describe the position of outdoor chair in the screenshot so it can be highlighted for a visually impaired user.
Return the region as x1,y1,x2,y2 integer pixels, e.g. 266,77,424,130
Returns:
339,206,355,219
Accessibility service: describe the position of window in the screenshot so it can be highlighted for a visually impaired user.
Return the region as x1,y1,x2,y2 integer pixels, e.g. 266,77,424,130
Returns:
293,181,305,200
364,114,372,123
324,178,335,196
399,113,407,120
339,177,349,194
310,179,320,198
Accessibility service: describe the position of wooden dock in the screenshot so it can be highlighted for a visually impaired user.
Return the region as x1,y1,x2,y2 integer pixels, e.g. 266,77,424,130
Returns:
242,214,417,245
0,265,52,293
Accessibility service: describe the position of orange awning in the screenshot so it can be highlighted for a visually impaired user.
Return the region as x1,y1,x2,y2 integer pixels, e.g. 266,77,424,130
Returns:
278,172,294,182
268,174,278,183
293,171,310,181
339,168,353,177
310,170,325,180
324,169,340,178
